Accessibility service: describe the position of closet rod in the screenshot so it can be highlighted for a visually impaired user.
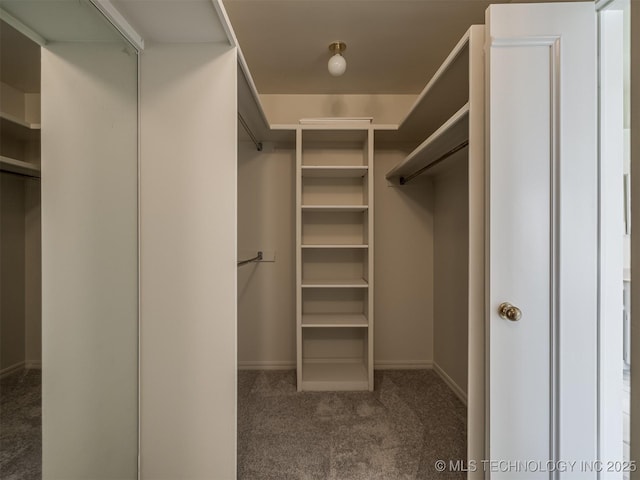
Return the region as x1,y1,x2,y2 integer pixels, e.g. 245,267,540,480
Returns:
399,140,469,185
238,113,263,152
237,251,263,267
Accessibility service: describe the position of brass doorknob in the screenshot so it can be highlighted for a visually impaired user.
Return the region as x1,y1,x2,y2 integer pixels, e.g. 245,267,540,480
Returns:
499,302,522,321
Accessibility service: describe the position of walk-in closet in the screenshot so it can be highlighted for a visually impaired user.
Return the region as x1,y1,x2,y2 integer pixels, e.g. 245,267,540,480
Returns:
0,1,613,478
0,19,42,478
235,16,486,475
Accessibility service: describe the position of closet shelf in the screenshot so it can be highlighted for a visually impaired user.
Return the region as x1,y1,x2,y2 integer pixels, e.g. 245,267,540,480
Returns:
375,29,470,146
1,111,41,130
302,205,368,212
0,156,41,178
301,279,368,288
301,166,368,178
302,314,368,328
385,103,469,184
301,244,368,249
301,361,369,391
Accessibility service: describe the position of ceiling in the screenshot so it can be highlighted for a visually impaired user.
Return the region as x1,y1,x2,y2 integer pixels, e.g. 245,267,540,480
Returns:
222,0,510,95
223,0,588,95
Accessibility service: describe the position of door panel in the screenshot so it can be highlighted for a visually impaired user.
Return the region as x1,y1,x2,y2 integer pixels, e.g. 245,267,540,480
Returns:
486,3,597,477
489,43,553,466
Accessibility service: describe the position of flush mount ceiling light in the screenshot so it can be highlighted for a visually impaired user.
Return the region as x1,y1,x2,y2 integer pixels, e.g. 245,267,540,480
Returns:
328,42,347,77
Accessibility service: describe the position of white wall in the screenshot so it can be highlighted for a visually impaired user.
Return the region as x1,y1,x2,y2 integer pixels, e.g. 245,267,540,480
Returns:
139,43,237,480
237,141,296,368
260,94,416,125
432,154,468,397
41,43,138,479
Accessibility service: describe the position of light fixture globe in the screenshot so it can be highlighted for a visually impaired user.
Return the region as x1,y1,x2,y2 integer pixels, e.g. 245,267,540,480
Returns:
328,42,347,77
328,54,346,76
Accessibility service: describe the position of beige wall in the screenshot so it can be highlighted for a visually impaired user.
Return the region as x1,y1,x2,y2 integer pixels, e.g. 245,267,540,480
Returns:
260,94,417,125
24,177,41,368
0,173,41,374
140,43,237,480
433,153,468,396
373,149,434,367
237,145,434,368
1,172,26,373
237,141,296,368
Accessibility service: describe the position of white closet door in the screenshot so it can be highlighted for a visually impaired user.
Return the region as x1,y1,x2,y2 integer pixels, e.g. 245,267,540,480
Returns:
486,3,597,478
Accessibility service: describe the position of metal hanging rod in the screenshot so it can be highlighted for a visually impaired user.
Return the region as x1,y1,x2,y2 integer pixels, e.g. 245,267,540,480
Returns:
238,113,263,152
237,251,263,267
399,140,469,185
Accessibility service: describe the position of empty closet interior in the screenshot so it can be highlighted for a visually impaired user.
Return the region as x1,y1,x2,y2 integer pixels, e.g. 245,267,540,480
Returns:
0,20,42,379
237,24,485,405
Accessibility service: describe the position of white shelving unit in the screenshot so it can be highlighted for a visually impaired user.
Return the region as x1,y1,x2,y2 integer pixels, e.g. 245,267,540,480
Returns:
0,104,41,178
296,124,374,392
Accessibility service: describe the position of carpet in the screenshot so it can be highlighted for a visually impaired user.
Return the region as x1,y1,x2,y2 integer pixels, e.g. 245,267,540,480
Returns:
0,369,41,480
238,369,466,480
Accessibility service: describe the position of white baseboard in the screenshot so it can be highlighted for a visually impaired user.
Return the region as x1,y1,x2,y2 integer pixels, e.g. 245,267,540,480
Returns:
433,362,468,406
25,361,42,369
0,361,26,379
374,360,433,370
239,360,434,371
238,360,295,370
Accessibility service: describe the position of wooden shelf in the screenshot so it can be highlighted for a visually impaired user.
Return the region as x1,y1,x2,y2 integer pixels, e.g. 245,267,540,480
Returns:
301,279,368,288
302,314,368,328
301,361,369,391
302,205,368,212
301,166,368,177
0,156,41,177
385,103,469,184
301,244,368,249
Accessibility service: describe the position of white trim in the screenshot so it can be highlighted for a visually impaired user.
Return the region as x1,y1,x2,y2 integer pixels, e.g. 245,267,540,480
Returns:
89,0,144,51
211,0,270,128
490,35,561,48
374,360,433,370
238,360,436,371
0,8,47,46
0,361,26,379
238,361,296,371
433,362,468,406
25,361,42,369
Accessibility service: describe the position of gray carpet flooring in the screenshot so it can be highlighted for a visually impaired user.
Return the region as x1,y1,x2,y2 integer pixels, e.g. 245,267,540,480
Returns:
0,369,41,480
238,369,466,480
0,368,465,480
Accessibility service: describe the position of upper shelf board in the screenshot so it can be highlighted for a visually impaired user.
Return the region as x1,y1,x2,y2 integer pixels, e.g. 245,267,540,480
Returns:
385,103,469,184
301,166,368,178
375,28,472,146
1,111,40,130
